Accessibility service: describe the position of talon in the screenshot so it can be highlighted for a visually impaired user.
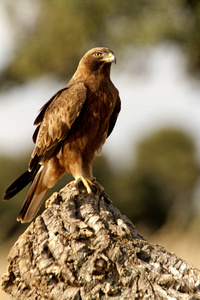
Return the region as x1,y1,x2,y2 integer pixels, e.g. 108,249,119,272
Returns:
75,176,93,194
89,178,111,203
89,177,105,193
75,176,111,203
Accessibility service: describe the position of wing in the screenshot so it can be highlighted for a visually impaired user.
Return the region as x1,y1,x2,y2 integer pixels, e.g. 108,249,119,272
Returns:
95,95,121,157
29,82,87,169
107,95,121,138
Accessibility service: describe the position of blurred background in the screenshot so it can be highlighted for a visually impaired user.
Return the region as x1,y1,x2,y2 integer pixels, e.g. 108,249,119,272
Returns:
1,0,200,298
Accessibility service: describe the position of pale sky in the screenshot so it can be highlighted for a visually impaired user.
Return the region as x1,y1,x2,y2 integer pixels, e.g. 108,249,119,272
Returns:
1,45,200,169
1,1,200,168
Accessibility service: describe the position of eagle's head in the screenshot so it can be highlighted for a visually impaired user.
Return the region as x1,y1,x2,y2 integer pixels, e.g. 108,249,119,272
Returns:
78,47,116,75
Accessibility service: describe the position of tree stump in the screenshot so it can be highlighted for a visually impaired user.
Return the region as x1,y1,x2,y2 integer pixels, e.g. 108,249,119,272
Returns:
1,181,200,299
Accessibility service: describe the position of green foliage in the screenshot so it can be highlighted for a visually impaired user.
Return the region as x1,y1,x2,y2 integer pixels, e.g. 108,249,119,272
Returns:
2,0,200,85
1,128,199,240
0,153,112,242
0,155,30,241
137,130,198,193
118,129,199,231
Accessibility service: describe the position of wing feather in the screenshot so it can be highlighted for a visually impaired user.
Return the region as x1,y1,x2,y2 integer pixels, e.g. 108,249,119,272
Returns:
107,96,121,138
95,95,121,156
34,87,67,126
30,83,87,166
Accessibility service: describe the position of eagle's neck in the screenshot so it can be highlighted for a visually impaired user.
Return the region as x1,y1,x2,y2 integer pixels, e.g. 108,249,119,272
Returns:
72,61,111,83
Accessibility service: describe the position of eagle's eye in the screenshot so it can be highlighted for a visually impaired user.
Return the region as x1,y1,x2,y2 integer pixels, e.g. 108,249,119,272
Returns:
94,52,103,58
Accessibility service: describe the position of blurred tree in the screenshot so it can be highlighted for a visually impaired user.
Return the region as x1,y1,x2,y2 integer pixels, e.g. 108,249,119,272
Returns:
0,152,114,241
1,128,199,240
114,128,199,233
0,154,30,241
1,0,200,86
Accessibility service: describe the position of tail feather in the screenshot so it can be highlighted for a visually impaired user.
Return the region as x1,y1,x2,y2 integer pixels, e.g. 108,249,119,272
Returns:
17,166,49,223
4,165,40,200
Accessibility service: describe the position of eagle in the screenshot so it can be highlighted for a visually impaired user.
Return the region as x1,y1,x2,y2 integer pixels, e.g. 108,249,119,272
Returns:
4,47,121,223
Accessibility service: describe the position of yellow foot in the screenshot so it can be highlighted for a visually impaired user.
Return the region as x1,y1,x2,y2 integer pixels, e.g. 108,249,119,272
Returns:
75,176,94,194
89,177,111,203
75,176,111,203
89,177,105,193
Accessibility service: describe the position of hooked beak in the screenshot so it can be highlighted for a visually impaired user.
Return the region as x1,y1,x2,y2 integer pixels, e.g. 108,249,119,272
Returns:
102,52,116,64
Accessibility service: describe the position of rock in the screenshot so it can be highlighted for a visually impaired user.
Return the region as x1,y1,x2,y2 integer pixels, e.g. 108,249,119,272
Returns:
1,181,200,299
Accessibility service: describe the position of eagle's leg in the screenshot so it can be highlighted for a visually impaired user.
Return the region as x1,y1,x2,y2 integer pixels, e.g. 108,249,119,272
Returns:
75,176,111,203
75,176,94,194
89,177,111,203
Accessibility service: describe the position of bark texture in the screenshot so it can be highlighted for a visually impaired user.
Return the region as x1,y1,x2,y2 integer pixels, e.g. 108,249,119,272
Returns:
1,181,200,300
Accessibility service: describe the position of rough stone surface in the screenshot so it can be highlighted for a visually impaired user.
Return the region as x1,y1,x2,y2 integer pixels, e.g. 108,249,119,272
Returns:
1,181,200,299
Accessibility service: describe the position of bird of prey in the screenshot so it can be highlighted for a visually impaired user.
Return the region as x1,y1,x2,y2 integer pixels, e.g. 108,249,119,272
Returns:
4,47,121,223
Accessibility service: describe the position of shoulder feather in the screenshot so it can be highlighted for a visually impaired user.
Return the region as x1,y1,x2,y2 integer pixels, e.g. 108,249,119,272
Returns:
30,83,87,164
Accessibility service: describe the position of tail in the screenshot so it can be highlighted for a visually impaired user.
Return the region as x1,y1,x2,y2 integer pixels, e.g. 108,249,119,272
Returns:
4,165,40,200
17,165,49,223
4,164,49,223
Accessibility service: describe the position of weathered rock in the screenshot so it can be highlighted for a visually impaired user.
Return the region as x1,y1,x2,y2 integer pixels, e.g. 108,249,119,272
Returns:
1,181,200,299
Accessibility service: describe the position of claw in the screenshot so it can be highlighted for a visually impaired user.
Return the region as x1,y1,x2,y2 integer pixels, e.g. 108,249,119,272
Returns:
89,177,105,193
75,176,111,203
75,176,93,194
89,177,111,203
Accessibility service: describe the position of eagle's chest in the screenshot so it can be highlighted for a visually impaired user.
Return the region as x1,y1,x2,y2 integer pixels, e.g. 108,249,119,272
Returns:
84,88,114,131
68,80,118,153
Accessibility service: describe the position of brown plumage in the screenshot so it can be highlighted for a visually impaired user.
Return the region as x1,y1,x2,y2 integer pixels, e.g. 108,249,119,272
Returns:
4,47,121,223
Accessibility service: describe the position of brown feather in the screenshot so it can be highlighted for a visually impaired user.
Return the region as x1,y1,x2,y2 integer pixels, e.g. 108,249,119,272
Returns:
17,166,48,223
30,83,87,162
4,166,40,200
5,47,121,222
107,96,121,138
